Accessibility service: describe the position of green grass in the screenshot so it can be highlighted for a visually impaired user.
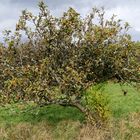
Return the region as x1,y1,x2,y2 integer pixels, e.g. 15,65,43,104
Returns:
103,83,140,118
0,103,84,126
0,83,140,126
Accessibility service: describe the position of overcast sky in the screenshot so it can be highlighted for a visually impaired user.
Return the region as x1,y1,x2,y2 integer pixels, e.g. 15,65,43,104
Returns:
0,0,140,41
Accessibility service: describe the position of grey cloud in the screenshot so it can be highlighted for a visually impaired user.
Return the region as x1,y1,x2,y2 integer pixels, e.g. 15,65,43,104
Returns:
129,29,140,41
9,0,37,6
0,0,140,41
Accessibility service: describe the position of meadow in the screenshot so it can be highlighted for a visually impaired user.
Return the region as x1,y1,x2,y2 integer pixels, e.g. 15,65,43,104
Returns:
0,82,140,140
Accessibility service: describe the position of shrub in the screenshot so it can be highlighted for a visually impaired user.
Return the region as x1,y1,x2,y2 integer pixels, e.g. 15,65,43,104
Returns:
83,87,111,125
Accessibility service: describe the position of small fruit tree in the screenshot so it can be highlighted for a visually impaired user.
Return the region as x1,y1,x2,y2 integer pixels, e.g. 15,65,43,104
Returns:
0,2,139,122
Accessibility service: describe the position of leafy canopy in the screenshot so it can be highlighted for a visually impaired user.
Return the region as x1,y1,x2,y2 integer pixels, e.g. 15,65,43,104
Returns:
0,1,139,122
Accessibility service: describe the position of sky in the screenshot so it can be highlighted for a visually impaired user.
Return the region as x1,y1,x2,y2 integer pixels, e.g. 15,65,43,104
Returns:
0,0,140,41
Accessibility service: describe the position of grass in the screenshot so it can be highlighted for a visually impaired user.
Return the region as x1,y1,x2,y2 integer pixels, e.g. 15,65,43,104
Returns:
103,82,140,118
0,103,84,125
0,82,140,139
1,113,140,140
